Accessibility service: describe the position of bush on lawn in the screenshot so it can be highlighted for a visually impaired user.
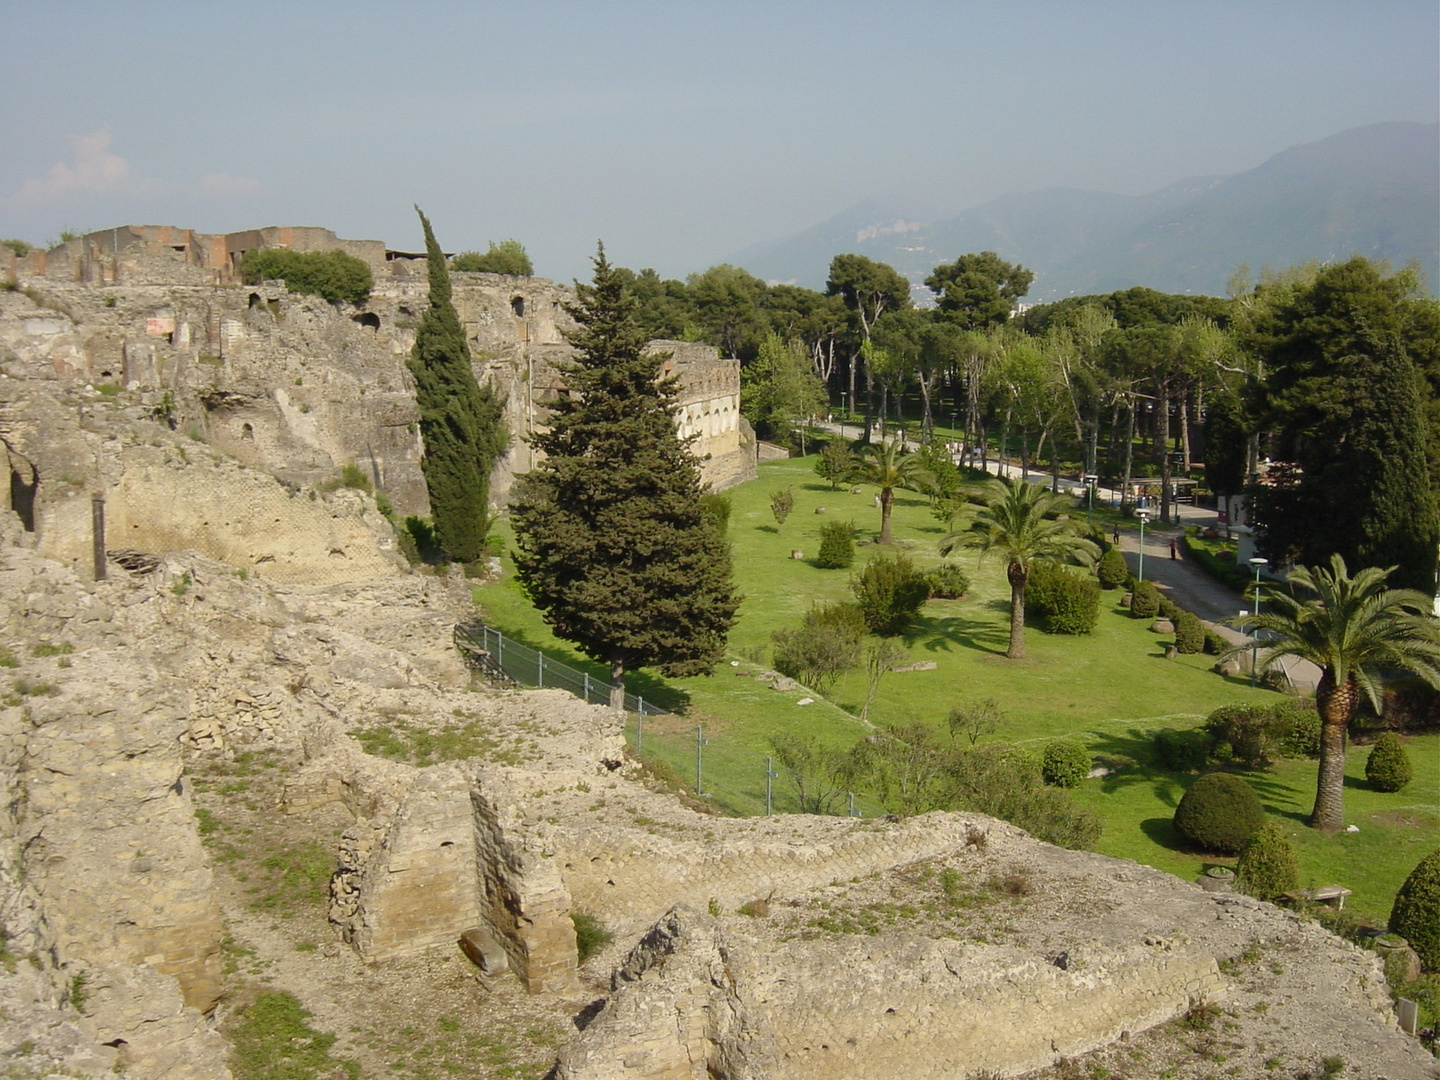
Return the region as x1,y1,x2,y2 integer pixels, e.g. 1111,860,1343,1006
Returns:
1271,700,1321,759
1174,611,1205,654
1041,739,1091,787
815,519,856,569
1173,772,1265,854
947,743,1102,850
851,553,931,636
1390,849,1440,971
1205,701,1322,769
1157,595,1182,621
771,602,866,695
926,562,970,600
1097,547,1130,589
1365,732,1413,793
1202,627,1229,655
1025,561,1101,635
1153,728,1211,772
1235,821,1300,902
1130,580,1161,619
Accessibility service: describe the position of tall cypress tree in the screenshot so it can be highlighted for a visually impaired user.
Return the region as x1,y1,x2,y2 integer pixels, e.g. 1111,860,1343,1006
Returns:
406,208,506,563
510,244,740,708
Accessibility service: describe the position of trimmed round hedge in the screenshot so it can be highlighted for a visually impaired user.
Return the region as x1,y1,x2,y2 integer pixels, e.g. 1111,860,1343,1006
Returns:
1235,821,1299,902
1390,849,1440,971
1365,732,1413,793
1041,739,1091,788
1173,773,1265,854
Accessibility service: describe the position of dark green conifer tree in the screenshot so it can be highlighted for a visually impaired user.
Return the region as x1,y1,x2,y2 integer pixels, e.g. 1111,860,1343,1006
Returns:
510,244,740,708
406,208,507,563
1250,258,1440,594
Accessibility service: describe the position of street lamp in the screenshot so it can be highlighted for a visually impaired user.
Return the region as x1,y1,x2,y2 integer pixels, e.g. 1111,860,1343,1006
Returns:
1249,557,1269,687
1137,508,1150,582
838,392,847,440
1083,474,1098,530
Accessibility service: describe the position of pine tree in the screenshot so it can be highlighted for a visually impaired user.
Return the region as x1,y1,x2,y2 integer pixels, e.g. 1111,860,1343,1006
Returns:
1249,257,1440,593
510,244,740,709
406,208,507,563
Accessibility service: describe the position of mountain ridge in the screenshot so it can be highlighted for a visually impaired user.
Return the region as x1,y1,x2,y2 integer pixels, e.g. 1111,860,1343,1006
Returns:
726,121,1438,299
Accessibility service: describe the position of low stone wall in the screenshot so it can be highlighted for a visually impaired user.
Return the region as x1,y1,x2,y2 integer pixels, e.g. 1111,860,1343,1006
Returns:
554,906,1223,1080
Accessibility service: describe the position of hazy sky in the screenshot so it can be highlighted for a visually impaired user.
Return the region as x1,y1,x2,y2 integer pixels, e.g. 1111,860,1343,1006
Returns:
3,1,1436,283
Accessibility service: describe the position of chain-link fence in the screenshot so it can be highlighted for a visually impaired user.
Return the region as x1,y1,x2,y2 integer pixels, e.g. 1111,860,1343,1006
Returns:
454,621,889,819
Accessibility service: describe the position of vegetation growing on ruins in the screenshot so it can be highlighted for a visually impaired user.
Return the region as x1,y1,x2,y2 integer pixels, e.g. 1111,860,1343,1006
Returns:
510,244,740,709
451,239,534,276
238,247,373,305
406,208,508,564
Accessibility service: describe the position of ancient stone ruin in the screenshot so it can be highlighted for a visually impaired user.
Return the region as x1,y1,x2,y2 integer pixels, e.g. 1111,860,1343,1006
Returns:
0,228,1433,1078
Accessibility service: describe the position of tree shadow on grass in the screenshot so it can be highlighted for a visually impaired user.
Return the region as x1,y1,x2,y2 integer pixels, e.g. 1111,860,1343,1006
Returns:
467,622,692,714
902,611,1008,656
1140,816,1189,853
756,524,779,534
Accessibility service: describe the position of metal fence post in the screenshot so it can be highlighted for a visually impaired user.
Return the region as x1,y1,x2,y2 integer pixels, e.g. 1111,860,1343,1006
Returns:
584,672,591,703
765,756,777,816
695,724,708,797
636,711,643,754
848,792,861,818
537,653,544,688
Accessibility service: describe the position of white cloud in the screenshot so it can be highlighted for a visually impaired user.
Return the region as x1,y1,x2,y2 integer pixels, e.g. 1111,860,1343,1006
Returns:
4,128,145,207
198,172,263,197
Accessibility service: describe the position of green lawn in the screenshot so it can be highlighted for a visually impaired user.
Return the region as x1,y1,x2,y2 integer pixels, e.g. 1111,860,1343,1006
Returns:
472,454,1439,923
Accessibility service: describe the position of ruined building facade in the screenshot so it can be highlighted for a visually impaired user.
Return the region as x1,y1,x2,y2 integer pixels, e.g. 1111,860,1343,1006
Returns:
2,225,754,575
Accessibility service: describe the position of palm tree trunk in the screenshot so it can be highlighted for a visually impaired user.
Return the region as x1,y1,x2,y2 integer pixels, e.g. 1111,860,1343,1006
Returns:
1007,562,1027,659
1308,672,1356,830
879,487,894,544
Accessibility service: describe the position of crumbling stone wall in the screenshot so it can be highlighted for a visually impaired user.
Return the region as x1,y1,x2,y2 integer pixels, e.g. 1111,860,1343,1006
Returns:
553,906,1224,1080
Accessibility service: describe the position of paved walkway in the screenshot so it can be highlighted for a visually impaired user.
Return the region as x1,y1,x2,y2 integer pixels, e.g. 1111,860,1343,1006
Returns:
812,423,1318,692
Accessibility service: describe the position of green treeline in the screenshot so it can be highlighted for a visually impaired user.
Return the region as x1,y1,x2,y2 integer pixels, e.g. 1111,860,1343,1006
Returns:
614,252,1440,594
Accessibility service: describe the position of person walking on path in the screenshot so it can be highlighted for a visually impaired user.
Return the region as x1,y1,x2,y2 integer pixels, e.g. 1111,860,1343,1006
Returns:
1170,538,1178,560
1113,525,1121,546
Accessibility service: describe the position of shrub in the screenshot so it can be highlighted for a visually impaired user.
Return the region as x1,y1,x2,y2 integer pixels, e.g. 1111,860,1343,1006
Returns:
1130,579,1160,619
815,519,855,569
1157,595,1181,621
926,563,970,600
1174,611,1205,654
571,911,614,963
948,742,1102,850
1153,728,1211,772
699,492,731,534
1041,739,1091,787
1096,547,1129,589
851,553,930,636
1173,773,1266,854
1390,849,1440,970
1205,704,1278,769
815,440,856,491
1,239,31,257
1202,627,1229,655
451,239,533,276
239,247,373,305
1235,821,1300,902
1025,561,1101,635
1365,732,1413,792
771,602,866,695
769,486,794,528
1273,701,1321,758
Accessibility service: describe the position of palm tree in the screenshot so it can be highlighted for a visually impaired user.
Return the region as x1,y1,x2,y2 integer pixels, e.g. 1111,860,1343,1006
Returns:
855,438,935,544
941,475,1097,659
1231,554,1440,831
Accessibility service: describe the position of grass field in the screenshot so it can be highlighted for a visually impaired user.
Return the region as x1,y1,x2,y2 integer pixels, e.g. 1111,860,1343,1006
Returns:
472,453,1440,924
